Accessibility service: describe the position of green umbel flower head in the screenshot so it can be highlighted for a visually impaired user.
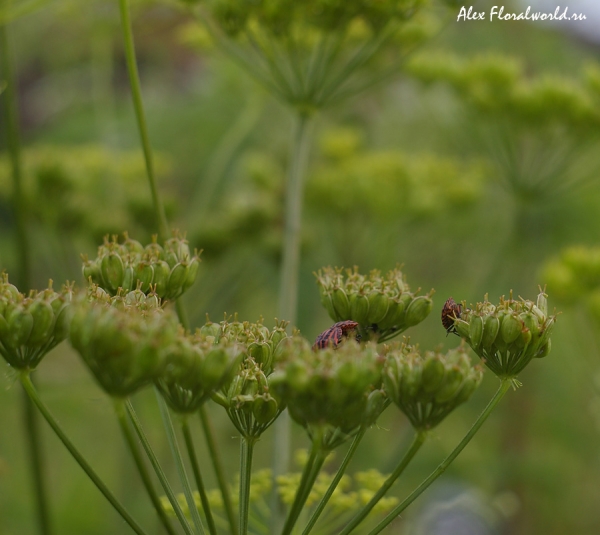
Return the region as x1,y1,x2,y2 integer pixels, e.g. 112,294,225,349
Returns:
383,342,483,430
315,266,433,343
0,274,73,370
270,338,387,449
155,331,245,414
449,290,556,379
69,287,179,397
214,356,283,439
82,232,200,301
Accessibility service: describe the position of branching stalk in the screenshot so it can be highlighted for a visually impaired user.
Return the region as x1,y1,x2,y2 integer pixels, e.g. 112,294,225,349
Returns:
19,373,148,535
339,430,427,535
366,379,513,535
114,399,178,535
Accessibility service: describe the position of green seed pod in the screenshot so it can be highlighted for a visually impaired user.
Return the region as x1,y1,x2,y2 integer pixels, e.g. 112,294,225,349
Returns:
500,314,523,345
377,298,406,330
320,290,337,321
249,342,272,371
200,321,222,340
123,237,145,254
482,315,500,350
349,293,370,325
135,262,155,293
383,368,400,403
82,260,101,285
516,327,532,349
101,252,125,293
405,295,433,327
469,315,484,350
183,258,200,290
363,389,388,426
403,359,423,400
331,287,350,320
145,241,164,258
433,367,464,404
453,371,482,405
252,395,278,424
454,319,470,338
0,315,9,340
6,306,34,348
536,290,548,316
534,340,551,358
53,304,71,342
201,348,231,386
421,356,446,395
166,263,188,299
152,260,171,296
27,300,55,346
367,291,389,324
121,265,134,292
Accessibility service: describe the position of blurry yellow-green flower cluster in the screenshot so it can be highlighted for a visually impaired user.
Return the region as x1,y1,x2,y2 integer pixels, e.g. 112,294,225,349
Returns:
0,274,73,370
315,266,433,343
82,233,200,301
383,342,483,430
450,290,555,378
407,53,600,130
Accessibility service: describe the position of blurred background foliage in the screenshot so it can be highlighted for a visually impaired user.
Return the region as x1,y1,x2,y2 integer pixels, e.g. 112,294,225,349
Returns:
1,0,600,534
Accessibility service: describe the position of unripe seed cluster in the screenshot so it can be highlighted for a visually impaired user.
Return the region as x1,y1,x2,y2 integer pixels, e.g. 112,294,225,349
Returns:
82,232,200,301
315,266,433,343
383,342,483,430
451,290,555,378
0,274,73,370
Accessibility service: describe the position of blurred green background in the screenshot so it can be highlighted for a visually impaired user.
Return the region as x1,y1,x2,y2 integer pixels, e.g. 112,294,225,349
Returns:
2,0,600,533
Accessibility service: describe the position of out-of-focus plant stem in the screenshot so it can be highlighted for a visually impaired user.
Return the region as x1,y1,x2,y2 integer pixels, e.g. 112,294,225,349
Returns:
366,378,513,535
239,437,257,535
125,400,196,535
114,400,178,535
20,373,148,535
271,110,315,533
117,0,169,242
302,427,367,535
199,406,239,535
182,418,218,535
1,17,52,535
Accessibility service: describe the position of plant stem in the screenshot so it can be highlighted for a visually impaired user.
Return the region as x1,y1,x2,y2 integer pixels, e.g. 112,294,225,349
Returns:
1,19,52,535
271,110,315,533
365,379,513,535
302,427,367,535
125,400,196,535
199,407,239,535
339,430,427,535
19,373,148,535
114,399,178,535
280,441,326,535
155,391,206,535
181,418,218,535
117,0,169,241
239,437,257,535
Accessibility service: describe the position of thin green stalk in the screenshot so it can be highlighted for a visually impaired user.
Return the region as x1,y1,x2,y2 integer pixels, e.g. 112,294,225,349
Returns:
272,111,315,533
366,379,513,535
338,430,427,535
280,442,327,535
19,373,148,535
239,437,257,535
155,391,206,535
1,20,52,535
181,418,218,535
302,427,367,535
114,399,178,535
125,400,196,535
199,407,239,535
117,0,168,241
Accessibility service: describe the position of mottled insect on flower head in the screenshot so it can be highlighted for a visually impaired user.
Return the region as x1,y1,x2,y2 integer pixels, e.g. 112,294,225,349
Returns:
441,297,462,335
313,320,359,351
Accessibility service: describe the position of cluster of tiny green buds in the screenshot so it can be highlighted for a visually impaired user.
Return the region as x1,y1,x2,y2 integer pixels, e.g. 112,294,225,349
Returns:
450,290,556,379
270,338,386,449
383,342,483,430
199,315,289,375
69,287,179,397
315,266,433,343
82,232,200,301
155,331,245,414
0,274,73,370
213,356,283,439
